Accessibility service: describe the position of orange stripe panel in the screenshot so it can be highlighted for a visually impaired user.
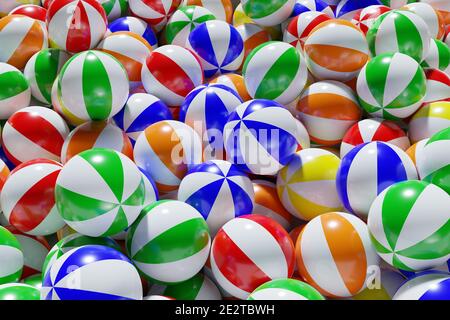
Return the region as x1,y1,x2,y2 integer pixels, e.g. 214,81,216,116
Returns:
100,49,142,82
297,93,361,120
65,122,106,162
305,44,368,72
254,183,292,222
8,21,44,69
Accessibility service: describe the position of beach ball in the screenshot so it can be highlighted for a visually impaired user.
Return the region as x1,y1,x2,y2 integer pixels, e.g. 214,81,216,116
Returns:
277,149,342,221
0,1,40,17
422,39,450,75
394,272,450,300
335,0,383,20
284,11,331,50
423,68,450,104
223,99,298,176
47,0,107,53
97,31,153,89
129,0,181,32
60,121,133,164
2,106,69,165
340,118,410,158
209,73,251,101
165,5,216,47
211,214,295,299
304,19,369,81
421,0,450,25
236,23,271,63
357,52,426,120
243,41,307,105
108,16,158,48
401,2,445,40
178,160,254,235
179,83,242,158
0,15,47,70
42,232,121,279
240,0,295,27
149,273,221,300
408,101,450,143
9,4,47,27
42,244,143,300
98,0,128,22
296,80,361,146
351,267,406,300
23,49,70,105
126,200,211,284
1,159,65,235
113,93,173,145
57,50,129,123
367,10,431,63
133,120,202,193
368,180,450,271
187,20,244,79
0,283,40,300
296,212,379,298
337,141,418,219
55,148,145,237
290,0,334,18
0,226,23,284
252,180,292,230
248,278,325,300
350,4,391,34
141,45,204,107
183,0,233,23
0,63,30,119
420,127,450,194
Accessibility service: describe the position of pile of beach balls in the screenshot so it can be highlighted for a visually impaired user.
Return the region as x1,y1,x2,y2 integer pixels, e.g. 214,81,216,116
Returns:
0,0,448,301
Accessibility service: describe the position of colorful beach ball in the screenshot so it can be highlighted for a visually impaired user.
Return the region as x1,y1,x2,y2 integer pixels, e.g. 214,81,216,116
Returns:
98,0,128,22
1,159,65,236
0,283,40,300
133,120,202,193
248,278,325,300
420,127,450,194
42,244,143,300
277,149,342,221
284,11,331,50
211,214,295,299
149,273,221,300
368,180,450,271
23,49,70,105
243,41,307,105
55,148,145,237
2,106,69,165
423,69,450,104
422,39,450,75
113,93,173,145
240,0,295,26
335,0,384,20
178,160,254,235
61,121,133,164
129,0,181,32
336,141,418,219
97,31,153,89
141,45,204,107
290,0,334,18
340,118,410,158
0,62,30,119
209,73,252,102
57,50,129,123
223,99,298,176
296,80,361,146
236,23,271,63
47,0,107,53
296,212,379,298
0,1,40,17
165,5,216,47
350,4,391,34
357,52,426,120
179,83,242,158
0,15,47,70
187,20,244,79
394,272,450,300
401,2,445,40
0,226,23,284
183,0,233,23
126,200,211,284
108,16,158,48
367,10,431,63
304,19,369,81
408,101,450,143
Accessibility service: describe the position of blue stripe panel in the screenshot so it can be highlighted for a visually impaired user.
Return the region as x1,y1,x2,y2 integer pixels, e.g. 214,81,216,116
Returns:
127,101,172,133
376,142,407,195
205,91,232,142
221,24,243,68
337,0,382,17
228,179,254,217
185,178,225,220
53,287,134,300
419,278,450,300
226,163,247,178
108,18,132,32
189,22,219,67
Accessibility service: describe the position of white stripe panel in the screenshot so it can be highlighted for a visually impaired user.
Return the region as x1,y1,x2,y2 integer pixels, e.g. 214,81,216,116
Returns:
421,140,450,177
0,246,23,277
374,14,399,56
357,66,380,108
306,57,359,81
0,89,31,119
129,0,163,19
409,117,450,143
178,172,224,200
66,206,119,237
396,254,449,271
93,124,124,149
359,120,381,142
28,206,65,236
424,78,450,102
118,153,142,201
307,24,368,53
15,234,47,271
84,2,106,48
244,106,297,137
48,3,73,48
209,21,230,66
367,189,391,250
0,16,34,62
195,276,221,300
206,180,235,236
298,112,357,141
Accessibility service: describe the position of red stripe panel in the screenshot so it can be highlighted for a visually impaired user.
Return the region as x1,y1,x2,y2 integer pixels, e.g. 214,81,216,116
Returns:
46,0,75,20
287,16,299,38
300,14,330,39
342,122,364,146
372,121,406,142
142,0,165,14
425,68,450,85
66,1,91,52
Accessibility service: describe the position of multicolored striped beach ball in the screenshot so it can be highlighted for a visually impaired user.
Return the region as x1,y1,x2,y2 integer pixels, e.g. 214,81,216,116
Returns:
0,226,23,284
336,141,418,219
422,68,450,104
129,0,181,32
421,39,450,75
243,41,307,105
98,0,128,22
0,62,30,119
408,101,450,143
248,278,325,300
284,11,331,50
55,148,145,237
393,272,450,300
126,200,211,284
368,180,450,271
240,0,295,26
211,214,295,299
351,4,391,34
108,16,158,48
356,52,426,120
296,212,379,298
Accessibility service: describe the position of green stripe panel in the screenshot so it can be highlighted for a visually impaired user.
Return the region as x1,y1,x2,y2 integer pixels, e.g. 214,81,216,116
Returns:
254,279,325,300
242,42,272,75
435,39,450,70
123,178,145,206
427,127,450,144
104,206,128,236
193,14,215,25
0,270,22,285
369,232,392,254
34,50,61,103
394,12,423,62
0,285,40,300
386,66,426,109
423,164,450,194
163,274,204,300
166,21,190,44
101,0,114,14
0,71,29,101
0,227,21,249
243,0,285,19
365,54,391,107
367,11,389,55
118,0,128,14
